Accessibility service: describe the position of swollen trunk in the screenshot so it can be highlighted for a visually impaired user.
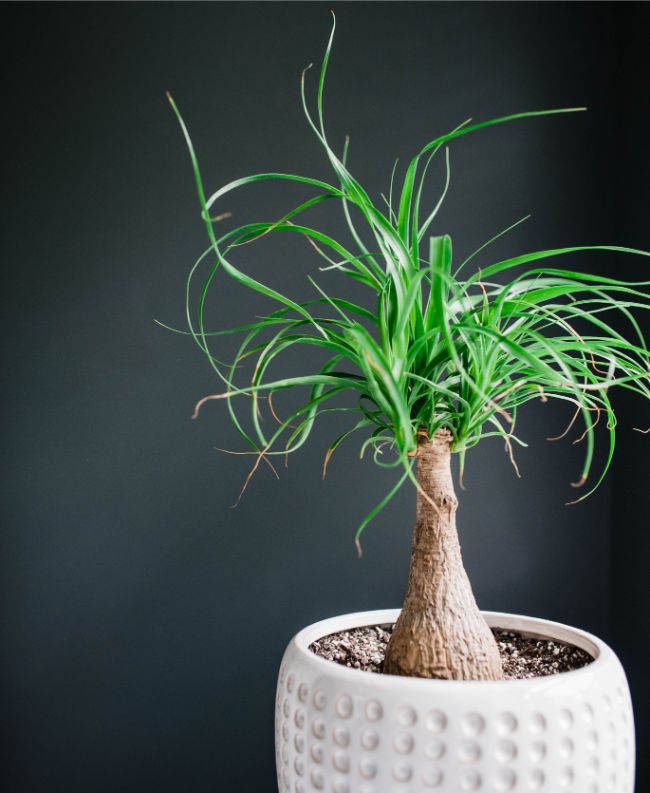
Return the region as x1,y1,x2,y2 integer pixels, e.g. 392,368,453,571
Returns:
384,430,503,680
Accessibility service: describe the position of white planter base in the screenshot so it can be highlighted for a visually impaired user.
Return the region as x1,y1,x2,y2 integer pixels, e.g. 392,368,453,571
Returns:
275,610,634,793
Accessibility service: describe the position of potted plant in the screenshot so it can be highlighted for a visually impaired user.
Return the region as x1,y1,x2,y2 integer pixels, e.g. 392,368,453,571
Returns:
166,18,647,793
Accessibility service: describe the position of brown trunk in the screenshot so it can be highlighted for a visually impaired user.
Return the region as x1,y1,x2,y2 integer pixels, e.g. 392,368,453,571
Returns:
384,429,503,680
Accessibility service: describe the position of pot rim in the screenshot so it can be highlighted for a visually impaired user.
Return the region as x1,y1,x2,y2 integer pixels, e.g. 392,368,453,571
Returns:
290,608,609,688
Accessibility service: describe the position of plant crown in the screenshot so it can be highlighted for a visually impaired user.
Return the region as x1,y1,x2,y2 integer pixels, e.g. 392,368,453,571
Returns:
165,18,650,544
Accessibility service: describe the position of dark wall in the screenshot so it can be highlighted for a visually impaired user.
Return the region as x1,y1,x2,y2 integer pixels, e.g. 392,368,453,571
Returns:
610,8,650,793
2,3,648,792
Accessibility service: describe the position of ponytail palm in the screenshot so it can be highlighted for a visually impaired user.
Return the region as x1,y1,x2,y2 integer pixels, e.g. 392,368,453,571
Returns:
167,18,650,680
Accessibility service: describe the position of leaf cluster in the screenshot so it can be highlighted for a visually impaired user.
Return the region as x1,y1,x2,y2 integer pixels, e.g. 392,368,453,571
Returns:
165,17,650,541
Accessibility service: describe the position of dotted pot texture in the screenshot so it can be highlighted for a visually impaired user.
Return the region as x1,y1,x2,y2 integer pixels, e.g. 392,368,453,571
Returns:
275,610,634,793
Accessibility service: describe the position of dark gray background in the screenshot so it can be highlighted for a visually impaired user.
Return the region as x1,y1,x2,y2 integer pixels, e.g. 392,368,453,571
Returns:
2,2,649,792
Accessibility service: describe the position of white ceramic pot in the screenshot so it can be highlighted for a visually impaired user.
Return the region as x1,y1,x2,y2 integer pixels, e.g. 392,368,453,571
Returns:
275,610,634,793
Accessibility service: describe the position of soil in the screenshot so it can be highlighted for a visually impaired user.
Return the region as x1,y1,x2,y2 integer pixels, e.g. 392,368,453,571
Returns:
309,624,593,679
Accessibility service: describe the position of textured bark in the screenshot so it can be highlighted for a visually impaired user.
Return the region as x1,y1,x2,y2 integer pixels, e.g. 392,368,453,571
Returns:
384,430,503,680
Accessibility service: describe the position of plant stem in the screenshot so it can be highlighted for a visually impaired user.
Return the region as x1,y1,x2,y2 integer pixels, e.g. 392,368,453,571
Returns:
384,429,503,680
